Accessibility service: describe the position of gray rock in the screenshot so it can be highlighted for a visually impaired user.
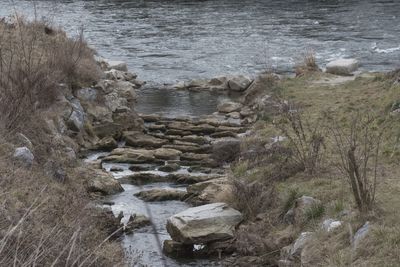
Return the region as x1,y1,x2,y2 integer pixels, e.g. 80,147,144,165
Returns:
326,58,359,75
107,60,128,72
159,163,180,172
166,202,243,244
76,88,98,102
135,189,186,202
67,98,85,131
13,147,34,167
87,170,124,195
163,240,194,258
228,75,252,91
217,101,243,113
353,221,370,249
284,196,321,225
322,219,342,232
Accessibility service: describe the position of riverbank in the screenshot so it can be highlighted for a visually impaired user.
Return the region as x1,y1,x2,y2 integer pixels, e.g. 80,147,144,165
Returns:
2,15,400,267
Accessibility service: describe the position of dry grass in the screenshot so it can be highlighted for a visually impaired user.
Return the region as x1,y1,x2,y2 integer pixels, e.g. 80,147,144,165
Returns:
0,17,123,266
231,70,400,265
0,16,100,133
0,143,124,266
295,50,320,77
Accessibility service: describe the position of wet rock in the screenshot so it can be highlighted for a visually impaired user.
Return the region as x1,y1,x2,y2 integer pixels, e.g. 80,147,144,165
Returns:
104,69,137,81
175,174,222,185
154,148,182,160
125,213,151,233
163,240,194,258
158,163,180,172
187,166,212,174
129,165,152,172
134,188,187,202
180,153,209,161
162,144,211,154
181,135,209,145
147,124,166,131
119,172,173,185
227,111,241,119
217,101,243,113
166,202,243,244
13,147,34,167
110,167,124,172
326,58,359,76
124,132,168,148
104,148,155,163
227,75,252,92
210,131,237,138
165,129,192,136
139,113,161,122
93,136,118,150
87,169,124,195
106,60,128,72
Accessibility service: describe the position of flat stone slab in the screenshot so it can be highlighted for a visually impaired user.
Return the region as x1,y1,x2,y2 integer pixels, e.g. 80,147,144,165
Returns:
166,202,243,244
326,58,359,76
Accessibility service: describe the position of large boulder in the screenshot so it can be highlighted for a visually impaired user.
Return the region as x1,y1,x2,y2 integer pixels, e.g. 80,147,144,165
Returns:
227,75,252,92
326,58,359,76
166,202,243,244
13,147,34,167
87,169,124,195
134,189,187,202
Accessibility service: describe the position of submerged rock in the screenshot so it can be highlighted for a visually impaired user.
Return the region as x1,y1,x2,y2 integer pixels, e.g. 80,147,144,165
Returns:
166,202,243,244
163,240,194,258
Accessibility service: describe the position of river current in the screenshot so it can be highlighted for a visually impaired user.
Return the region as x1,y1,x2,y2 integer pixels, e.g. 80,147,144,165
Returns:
1,0,399,85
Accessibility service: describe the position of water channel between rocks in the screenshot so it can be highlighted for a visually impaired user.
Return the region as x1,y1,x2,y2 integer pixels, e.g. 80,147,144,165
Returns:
84,91,232,267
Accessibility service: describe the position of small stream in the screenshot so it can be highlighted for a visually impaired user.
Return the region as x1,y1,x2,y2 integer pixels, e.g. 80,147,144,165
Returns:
86,153,221,267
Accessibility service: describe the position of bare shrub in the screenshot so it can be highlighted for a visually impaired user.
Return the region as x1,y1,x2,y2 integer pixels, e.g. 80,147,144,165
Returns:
328,113,386,213
229,178,277,220
295,50,320,77
0,16,100,133
274,102,326,175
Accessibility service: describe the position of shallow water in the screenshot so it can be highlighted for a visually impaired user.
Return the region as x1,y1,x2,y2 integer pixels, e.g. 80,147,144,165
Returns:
1,0,399,84
87,153,221,267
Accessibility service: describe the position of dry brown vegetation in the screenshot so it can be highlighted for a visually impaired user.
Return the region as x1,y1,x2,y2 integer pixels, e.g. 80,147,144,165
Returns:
227,70,400,266
0,15,100,133
294,50,320,77
0,16,123,266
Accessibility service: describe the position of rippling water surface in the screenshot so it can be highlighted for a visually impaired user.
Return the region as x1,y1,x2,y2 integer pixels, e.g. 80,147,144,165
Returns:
1,0,399,84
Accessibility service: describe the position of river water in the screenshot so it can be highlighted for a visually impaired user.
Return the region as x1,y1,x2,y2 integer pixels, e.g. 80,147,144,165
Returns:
1,0,399,84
